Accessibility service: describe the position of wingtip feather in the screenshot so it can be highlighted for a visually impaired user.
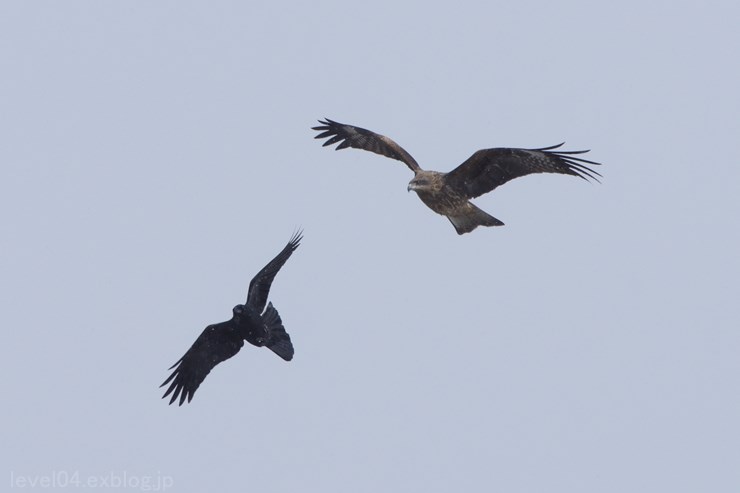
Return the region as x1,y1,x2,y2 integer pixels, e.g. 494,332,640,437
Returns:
289,229,303,249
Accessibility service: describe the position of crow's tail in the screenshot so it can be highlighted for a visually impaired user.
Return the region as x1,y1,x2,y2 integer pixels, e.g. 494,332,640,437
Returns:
263,302,294,361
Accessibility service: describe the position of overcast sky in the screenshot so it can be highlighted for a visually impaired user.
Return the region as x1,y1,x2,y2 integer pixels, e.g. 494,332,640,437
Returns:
2,1,739,492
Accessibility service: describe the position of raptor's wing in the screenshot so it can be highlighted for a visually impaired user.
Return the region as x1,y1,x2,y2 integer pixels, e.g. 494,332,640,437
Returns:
445,144,601,199
313,118,421,172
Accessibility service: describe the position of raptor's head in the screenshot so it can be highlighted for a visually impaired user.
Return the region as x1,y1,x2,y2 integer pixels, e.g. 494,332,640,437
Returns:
407,171,441,193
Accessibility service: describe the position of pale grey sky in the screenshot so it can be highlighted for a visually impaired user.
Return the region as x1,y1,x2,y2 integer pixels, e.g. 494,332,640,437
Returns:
2,1,739,492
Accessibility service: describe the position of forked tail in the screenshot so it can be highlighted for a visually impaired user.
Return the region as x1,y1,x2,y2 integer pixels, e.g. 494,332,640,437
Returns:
447,203,504,235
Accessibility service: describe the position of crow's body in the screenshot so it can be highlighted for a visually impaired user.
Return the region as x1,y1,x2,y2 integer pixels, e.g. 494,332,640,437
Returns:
160,232,301,405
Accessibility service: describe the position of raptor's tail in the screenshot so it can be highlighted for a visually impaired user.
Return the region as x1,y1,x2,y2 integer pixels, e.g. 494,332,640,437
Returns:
447,204,504,235
263,302,294,361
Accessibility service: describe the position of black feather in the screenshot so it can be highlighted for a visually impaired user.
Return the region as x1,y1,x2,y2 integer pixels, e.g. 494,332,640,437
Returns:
160,232,301,405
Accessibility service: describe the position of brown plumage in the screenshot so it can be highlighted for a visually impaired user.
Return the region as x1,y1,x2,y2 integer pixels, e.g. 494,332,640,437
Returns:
313,118,601,234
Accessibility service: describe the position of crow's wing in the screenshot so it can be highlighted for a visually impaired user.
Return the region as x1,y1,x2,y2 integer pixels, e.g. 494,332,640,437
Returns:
160,321,244,406
313,118,421,172
246,231,302,313
444,144,601,199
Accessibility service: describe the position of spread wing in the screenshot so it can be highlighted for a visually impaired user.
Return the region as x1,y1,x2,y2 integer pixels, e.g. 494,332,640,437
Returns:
160,321,244,406
246,231,302,313
444,144,601,199
313,118,421,172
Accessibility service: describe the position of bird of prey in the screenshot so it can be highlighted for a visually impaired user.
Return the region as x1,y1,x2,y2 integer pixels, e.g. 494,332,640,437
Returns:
313,118,601,234
160,231,302,405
